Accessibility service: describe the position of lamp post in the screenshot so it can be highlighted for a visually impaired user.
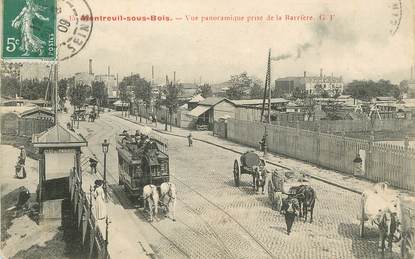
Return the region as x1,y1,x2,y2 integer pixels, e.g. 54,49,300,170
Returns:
101,139,109,196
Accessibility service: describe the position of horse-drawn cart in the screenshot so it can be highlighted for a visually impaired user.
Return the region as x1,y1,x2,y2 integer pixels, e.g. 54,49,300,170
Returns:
233,151,266,187
268,169,308,211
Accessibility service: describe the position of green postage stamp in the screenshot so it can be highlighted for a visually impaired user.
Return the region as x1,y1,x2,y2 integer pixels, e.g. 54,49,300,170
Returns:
2,0,56,60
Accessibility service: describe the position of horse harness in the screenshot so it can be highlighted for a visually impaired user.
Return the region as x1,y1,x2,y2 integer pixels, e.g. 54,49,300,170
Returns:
160,182,175,206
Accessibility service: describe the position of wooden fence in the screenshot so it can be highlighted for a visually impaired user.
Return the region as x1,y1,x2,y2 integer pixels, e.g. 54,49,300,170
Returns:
69,169,109,259
274,119,414,133
227,119,415,191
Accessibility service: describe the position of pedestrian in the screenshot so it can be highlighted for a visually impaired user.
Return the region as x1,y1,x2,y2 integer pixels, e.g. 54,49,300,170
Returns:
18,146,26,165
281,194,300,235
187,133,193,147
89,157,98,174
93,180,107,220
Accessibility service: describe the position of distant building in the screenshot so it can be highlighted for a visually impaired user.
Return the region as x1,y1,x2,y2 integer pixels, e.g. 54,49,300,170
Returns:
275,69,344,97
233,98,289,112
188,97,236,129
74,72,94,86
95,74,117,97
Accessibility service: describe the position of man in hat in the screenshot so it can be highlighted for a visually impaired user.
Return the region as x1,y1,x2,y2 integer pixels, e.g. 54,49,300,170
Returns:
281,194,300,235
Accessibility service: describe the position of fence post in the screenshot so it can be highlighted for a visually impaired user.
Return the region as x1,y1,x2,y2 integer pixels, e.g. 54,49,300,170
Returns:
296,121,300,157
342,131,346,172
366,131,375,179
316,123,321,164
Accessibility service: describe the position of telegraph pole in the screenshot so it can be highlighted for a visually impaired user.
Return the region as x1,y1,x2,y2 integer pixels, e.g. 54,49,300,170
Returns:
54,62,58,124
267,49,272,124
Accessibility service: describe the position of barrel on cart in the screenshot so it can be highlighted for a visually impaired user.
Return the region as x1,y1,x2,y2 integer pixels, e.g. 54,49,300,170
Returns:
233,151,266,187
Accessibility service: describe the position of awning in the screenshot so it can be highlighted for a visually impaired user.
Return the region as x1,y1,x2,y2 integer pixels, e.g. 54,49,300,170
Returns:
188,105,211,117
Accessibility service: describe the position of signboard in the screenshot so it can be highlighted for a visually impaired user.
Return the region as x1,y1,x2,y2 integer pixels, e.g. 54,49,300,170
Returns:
2,0,56,60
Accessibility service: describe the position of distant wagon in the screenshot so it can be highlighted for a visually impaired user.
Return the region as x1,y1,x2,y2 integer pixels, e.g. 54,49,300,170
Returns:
116,129,169,206
233,150,267,187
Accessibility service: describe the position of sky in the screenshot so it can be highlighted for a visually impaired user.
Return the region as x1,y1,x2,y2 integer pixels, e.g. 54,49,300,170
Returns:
16,0,415,84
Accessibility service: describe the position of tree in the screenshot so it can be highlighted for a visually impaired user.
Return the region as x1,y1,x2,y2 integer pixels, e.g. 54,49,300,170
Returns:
164,82,182,131
197,83,213,98
292,87,308,99
119,74,150,120
1,76,19,97
68,83,90,109
58,78,69,100
91,81,108,115
226,72,262,100
133,79,152,123
68,82,90,127
249,83,264,99
118,83,128,117
345,80,401,101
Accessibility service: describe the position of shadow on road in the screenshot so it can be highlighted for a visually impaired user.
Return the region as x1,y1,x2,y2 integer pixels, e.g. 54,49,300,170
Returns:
107,184,136,210
337,222,401,259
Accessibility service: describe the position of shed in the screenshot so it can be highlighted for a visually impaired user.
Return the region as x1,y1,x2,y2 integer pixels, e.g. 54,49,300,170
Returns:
32,124,87,221
21,107,54,121
188,97,236,130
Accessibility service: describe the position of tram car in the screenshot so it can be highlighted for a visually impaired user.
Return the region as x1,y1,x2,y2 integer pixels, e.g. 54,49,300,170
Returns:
116,128,169,205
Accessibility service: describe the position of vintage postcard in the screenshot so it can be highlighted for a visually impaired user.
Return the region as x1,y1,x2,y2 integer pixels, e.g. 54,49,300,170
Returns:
1,0,415,258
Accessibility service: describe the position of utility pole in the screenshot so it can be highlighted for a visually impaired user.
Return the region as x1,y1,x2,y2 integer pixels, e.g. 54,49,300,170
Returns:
267,49,272,124
165,75,169,131
19,64,22,98
54,62,58,124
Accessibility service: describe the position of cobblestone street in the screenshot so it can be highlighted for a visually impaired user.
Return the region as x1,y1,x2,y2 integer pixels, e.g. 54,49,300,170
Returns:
68,112,403,259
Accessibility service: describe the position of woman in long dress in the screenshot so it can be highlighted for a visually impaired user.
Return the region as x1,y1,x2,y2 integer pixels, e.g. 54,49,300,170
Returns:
93,180,107,220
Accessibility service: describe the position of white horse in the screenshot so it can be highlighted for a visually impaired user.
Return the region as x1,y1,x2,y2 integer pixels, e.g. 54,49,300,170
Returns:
159,182,177,222
143,184,159,222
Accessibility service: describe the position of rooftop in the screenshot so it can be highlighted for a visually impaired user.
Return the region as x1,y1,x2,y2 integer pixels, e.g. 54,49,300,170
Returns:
199,97,231,106
233,98,289,106
32,124,87,148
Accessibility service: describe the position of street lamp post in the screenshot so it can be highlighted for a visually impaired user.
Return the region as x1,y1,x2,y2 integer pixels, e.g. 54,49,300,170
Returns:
105,215,109,258
101,139,109,197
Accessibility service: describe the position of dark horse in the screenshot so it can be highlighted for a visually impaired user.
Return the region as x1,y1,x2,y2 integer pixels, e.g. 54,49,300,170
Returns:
252,166,266,194
373,210,401,254
289,185,316,223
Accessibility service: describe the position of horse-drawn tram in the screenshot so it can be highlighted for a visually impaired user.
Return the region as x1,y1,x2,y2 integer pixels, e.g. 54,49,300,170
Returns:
116,128,169,205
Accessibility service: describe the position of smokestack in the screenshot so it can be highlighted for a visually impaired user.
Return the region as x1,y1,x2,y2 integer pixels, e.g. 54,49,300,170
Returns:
173,71,176,85
108,66,110,76
320,68,323,79
304,71,306,78
89,59,92,75
151,65,154,83
411,66,414,80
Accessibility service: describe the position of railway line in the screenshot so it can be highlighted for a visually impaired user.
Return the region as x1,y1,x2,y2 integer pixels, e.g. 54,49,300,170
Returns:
88,119,275,258
73,113,396,259
87,117,277,258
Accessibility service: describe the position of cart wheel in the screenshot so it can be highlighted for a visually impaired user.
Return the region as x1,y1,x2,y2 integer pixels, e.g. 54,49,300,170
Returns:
233,160,240,187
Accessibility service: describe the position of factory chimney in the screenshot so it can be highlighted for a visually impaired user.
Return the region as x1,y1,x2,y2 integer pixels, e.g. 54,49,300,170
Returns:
107,66,110,76
411,66,414,80
320,68,323,79
304,71,307,78
89,59,93,75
